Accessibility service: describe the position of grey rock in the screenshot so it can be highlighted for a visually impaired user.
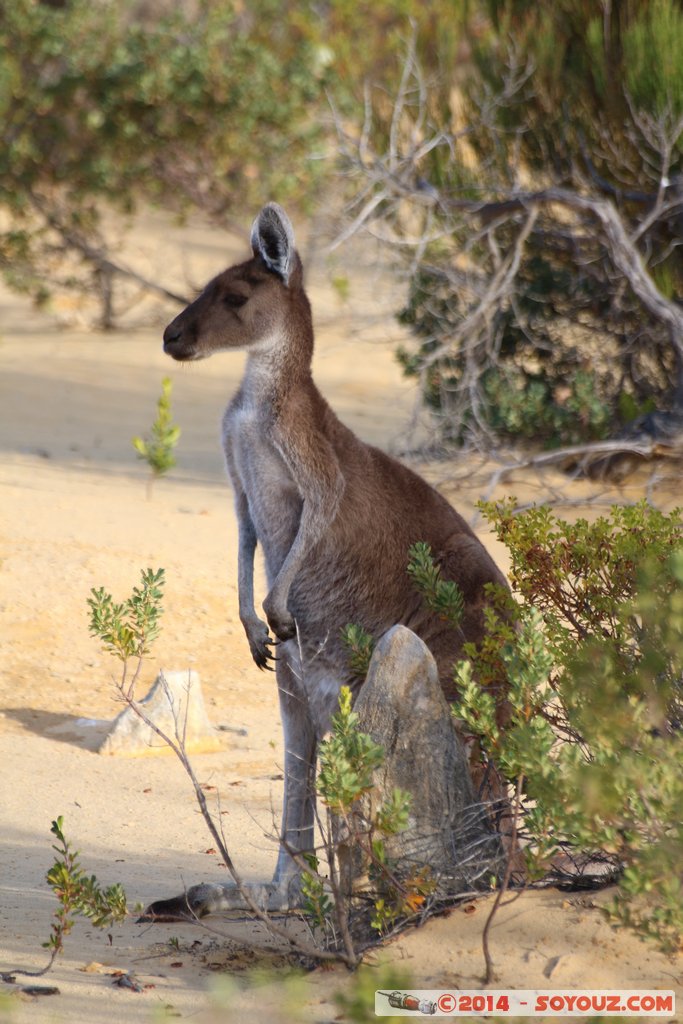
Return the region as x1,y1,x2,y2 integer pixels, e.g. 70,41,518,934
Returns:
348,625,502,895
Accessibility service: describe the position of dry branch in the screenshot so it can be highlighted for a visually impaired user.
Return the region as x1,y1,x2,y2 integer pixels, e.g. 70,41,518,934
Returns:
118,669,360,968
331,50,683,454
28,191,191,324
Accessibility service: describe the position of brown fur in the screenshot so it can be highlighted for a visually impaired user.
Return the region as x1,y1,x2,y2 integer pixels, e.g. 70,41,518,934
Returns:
160,203,508,911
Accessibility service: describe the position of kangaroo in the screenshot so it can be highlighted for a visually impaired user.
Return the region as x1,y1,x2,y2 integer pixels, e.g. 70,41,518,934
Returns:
147,203,508,920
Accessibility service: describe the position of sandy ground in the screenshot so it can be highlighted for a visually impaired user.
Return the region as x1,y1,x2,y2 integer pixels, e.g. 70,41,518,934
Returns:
0,212,681,1023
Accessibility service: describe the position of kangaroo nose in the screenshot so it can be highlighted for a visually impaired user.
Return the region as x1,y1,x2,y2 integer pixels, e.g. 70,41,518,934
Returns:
163,323,182,347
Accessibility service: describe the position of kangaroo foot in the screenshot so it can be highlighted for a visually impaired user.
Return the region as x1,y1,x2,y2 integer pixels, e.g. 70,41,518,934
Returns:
139,879,298,922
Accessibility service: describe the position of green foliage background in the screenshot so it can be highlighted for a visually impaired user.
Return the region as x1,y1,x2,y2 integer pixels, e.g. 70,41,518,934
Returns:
5,0,683,449
392,1,683,446
0,0,467,305
0,0,328,301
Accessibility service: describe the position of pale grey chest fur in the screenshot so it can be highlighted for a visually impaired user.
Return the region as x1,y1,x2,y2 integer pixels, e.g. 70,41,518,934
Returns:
223,400,302,578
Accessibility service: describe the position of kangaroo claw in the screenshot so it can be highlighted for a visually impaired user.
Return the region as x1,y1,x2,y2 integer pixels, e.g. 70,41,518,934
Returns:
251,641,277,671
244,618,278,670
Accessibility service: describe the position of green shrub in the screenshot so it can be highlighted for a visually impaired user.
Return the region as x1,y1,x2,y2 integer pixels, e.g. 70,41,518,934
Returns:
451,500,683,953
16,817,129,976
132,377,180,492
87,566,165,665
0,0,328,312
316,686,429,939
398,261,615,448
318,687,387,816
341,623,376,679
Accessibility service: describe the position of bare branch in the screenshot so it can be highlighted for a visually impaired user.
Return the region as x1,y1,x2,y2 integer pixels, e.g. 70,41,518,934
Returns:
327,190,390,253
473,437,683,521
482,774,524,984
539,188,683,361
117,672,360,967
27,191,191,317
423,208,538,372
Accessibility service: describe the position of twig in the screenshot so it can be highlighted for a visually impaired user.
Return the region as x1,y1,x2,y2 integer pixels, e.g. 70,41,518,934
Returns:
481,774,524,984
327,190,389,253
117,676,360,967
28,191,191,312
472,437,680,522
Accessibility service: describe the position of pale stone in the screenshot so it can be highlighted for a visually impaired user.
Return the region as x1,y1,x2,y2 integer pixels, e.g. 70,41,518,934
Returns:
98,669,221,757
348,624,502,894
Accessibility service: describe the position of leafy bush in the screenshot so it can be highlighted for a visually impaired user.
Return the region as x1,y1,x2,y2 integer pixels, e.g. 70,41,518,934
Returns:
345,2,683,448
0,0,475,321
487,499,682,672
0,0,328,314
452,500,683,953
397,252,634,448
315,687,435,940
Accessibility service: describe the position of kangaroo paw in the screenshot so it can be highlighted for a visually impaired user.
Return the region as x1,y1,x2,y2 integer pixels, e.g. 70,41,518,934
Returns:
262,592,296,642
243,618,277,671
264,608,296,642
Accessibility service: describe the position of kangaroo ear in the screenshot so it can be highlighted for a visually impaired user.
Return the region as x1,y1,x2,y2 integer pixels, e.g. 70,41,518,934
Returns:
250,203,296,285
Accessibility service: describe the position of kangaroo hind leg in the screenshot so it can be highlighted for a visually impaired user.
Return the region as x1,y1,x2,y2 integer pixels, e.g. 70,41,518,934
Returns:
139,652,318,921
272,647,318,901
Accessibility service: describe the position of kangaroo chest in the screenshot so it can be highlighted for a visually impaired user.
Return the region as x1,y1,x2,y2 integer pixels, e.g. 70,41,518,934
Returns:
224,402,302,573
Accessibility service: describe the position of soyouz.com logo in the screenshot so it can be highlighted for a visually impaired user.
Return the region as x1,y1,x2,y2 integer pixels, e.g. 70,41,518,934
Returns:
375,989,676,1016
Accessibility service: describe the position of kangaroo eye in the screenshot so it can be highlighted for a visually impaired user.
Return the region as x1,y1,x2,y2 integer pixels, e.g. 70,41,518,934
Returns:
223,292,248,309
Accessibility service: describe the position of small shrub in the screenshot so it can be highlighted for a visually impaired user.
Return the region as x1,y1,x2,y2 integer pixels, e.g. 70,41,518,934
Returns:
407,541,464,629
300,853,334,931
453,500,683,954
317,687,386,815
29,817,127,975
87,567,165,696
132,377,180,494
316,686,426,940
341,623,376,678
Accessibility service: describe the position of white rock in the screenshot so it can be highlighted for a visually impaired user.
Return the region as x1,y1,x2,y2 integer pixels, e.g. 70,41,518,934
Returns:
98,669,221,757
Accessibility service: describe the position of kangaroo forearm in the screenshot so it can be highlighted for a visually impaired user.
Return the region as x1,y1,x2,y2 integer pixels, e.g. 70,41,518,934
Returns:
238,569,258,625
238,520,275,667
238,562,259,627
262,482,343,641
269,483,343,604
236,505,259,624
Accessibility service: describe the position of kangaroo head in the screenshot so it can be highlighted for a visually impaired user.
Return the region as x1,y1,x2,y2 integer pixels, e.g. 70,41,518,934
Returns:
163,203,303,362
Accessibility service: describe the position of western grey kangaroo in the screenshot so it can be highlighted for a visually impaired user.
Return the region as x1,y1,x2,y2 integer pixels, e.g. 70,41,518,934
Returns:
148,203,508,920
